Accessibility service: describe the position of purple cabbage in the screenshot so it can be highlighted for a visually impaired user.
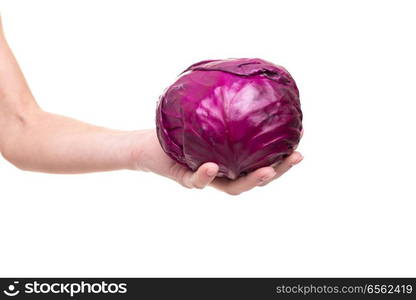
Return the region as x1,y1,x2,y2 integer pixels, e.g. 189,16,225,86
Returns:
156,58,302,180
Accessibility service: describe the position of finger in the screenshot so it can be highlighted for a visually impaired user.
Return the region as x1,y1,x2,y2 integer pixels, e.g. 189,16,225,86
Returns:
211,166,276,195
256,152,303,187
183,162,219,189
274,151,303,177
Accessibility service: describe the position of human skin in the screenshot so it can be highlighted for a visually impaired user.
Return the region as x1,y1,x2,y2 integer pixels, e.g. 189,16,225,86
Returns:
0,17,303,195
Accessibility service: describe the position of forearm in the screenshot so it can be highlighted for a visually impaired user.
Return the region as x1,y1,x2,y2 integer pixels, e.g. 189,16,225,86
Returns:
1,108,142,173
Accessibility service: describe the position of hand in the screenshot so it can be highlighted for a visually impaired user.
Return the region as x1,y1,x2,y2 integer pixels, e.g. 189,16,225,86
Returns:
1,15,303,188
135,129,303,195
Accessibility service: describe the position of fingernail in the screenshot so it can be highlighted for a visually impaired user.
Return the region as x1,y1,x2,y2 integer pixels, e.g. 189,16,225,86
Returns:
206,168,217,177
259,172,276,183
292,154,304,165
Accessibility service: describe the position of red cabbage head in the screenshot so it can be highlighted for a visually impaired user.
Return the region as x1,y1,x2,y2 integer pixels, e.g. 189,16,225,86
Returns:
156,58,302,180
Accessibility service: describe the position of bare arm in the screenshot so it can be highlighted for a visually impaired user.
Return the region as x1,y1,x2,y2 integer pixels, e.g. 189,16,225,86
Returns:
0,20,141,173
0,17,302,195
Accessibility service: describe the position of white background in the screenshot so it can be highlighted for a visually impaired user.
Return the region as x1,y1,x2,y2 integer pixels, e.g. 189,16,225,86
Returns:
0,0,415,277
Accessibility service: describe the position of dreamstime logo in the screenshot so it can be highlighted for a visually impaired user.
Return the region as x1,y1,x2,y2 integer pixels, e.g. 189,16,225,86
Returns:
3,281,20,297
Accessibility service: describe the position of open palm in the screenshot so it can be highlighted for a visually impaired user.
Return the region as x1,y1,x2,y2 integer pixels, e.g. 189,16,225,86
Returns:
138,129,303,195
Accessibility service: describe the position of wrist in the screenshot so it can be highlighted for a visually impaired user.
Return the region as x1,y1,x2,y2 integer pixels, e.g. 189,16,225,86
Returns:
125,129,154,171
